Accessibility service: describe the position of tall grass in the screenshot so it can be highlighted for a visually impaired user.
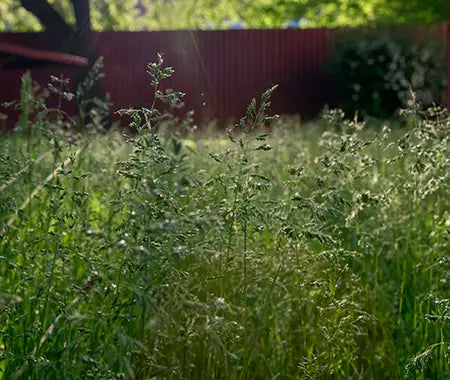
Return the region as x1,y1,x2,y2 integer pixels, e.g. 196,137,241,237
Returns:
0,57,448,379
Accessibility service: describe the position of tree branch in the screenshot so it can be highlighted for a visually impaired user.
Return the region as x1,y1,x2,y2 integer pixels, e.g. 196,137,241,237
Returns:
71,0,92,33
20,0,73,48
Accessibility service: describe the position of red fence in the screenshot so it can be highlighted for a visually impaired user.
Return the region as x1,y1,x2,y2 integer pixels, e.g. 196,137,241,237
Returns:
0,29,336,128
0,25,447,129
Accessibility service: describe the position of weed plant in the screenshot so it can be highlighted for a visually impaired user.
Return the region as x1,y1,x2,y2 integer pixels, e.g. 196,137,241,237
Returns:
0,57,448,379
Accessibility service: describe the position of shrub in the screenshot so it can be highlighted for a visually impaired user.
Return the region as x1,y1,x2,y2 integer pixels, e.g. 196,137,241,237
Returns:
329,30,445,118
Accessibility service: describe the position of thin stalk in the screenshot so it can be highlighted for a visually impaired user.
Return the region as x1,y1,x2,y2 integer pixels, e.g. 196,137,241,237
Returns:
12,274,96,380
221,151,245,297
41,242,59,331
241,146,250,379
242,198,248,380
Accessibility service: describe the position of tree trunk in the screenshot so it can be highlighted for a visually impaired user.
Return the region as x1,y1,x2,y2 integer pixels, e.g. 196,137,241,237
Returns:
20,0,74,48
71,0,94,59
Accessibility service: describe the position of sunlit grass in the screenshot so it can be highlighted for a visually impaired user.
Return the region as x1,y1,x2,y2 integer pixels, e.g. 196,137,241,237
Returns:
0,60,448,379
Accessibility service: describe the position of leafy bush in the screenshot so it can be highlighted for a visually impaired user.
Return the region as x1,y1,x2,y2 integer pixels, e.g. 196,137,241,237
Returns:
329,31,445,118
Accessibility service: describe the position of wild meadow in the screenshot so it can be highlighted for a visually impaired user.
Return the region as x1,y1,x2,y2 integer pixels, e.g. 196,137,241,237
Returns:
0,57,448,379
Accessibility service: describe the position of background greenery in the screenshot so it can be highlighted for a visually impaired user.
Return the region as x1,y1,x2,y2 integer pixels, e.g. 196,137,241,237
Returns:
0,0,447,31
329,28,446,118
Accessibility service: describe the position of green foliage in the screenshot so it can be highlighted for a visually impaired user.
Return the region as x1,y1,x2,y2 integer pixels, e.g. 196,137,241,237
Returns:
329,31,445,118
1,0,447,31
384,0,447,25
0,0,143,31
0,58,449,379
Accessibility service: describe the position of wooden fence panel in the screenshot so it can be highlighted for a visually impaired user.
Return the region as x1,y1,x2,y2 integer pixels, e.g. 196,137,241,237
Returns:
0,24,446,129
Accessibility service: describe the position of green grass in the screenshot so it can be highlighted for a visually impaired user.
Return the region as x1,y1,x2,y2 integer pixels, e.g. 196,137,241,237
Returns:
0,59,449,379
